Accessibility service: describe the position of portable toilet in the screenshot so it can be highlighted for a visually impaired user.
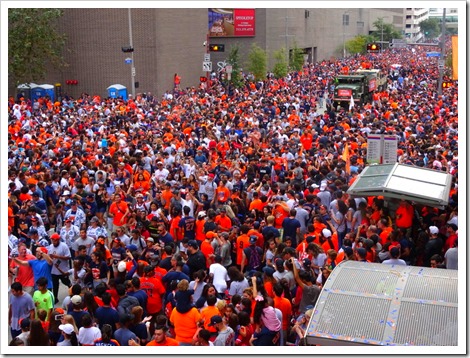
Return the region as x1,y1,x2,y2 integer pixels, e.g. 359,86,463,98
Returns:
16,83,38,100
30,86,46,102
107,84,127,99
39,84,55,101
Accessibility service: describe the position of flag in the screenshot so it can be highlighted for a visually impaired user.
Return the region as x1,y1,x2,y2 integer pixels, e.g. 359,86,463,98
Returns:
342,141,350,175
452,35,458,80
349,95,354,110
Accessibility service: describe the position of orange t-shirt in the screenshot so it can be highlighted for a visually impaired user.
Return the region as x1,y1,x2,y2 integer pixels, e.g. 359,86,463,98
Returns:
195,218,206,242
215,215,232,231
272,204,289,229
146,337,179,346
273,296,293,331
236,234,250,265
200,240,215,268
169,307,201,344
200,305,221,333
139,276,166,314
109,201,129,226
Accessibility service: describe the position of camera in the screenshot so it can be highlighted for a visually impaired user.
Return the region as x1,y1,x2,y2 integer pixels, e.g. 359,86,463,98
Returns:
55,314,64,321
11,253,18,258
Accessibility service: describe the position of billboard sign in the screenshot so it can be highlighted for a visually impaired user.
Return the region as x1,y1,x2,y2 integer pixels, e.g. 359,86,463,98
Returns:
208,9,255,37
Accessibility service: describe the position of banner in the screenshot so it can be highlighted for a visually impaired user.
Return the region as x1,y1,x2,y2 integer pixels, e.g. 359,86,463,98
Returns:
208,9,255,37
451,35,458,80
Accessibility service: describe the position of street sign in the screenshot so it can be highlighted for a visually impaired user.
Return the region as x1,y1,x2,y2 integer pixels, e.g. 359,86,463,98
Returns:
367,134,398,164
203,61,212,72
125,57,132,64
226,65,233,74
131,67,136,77
426,52,441,57
204,54,210,62
438,59,445,69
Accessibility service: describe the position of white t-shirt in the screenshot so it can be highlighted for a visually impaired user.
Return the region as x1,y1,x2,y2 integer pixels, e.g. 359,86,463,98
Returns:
209,263,229,293
78,326,101,345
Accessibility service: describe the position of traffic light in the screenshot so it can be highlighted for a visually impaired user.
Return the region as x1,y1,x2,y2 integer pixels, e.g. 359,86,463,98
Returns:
367,43,381,53
199,76,207,83
442,81,453,89
121,46,134,53
209,44,225,52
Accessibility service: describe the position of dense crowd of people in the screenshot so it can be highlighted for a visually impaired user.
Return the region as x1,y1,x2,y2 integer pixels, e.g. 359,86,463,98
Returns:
7,40,458,347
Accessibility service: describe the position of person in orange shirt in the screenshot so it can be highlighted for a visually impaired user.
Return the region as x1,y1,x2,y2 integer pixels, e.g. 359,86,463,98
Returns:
273,282,293,345
395,199,414,230
139,265,166,320
212,180,231,208
201,231,216,268
319,228,339,252
235,225,251,268
214,207,232,233
108,194,130,232
199,295,221,335
272,200,289,229
377,218,393,244
145,325,179,346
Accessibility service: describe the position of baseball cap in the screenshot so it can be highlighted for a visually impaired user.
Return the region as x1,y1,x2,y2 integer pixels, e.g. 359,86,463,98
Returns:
187,240,199,249
59,323,75,335
37,247,48,254
206,231,217,239
198,211,207,218
126,244,138,252
322,228,332,238
262,266,275,277
146,237,154,243
208,173,215,179
429,226,439,235
208,315,223,326
302,258,312,268
50,233,61,240
117,261,127,272
90,216,99,222
249,235,258,244
71,295,82,305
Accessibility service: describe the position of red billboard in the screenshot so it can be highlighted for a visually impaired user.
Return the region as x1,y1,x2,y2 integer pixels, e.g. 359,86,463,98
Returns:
208,9,255,37
338,89,352,97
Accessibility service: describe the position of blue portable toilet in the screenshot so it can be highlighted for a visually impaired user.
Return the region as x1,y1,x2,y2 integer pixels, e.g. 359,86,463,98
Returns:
107,84,127,99
39,84,55,101
30,86,46,102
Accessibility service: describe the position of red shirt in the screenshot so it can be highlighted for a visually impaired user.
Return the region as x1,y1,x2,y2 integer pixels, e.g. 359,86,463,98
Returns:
139,276,166,314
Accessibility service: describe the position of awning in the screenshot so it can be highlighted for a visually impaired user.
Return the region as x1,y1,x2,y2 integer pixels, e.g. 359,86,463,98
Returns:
347,164,452,208
305,261,458,346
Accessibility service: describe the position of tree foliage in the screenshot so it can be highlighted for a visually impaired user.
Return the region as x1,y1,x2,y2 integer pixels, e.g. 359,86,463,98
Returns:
289,42,304,72
272,48,288,79
8,8,67,86
371,17,402,43
225,44,244,88
246,43,267,81
419,18,440,39
345,35,377,55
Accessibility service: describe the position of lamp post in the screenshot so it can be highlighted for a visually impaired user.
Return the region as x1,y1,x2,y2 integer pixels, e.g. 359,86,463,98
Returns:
128,8,135,98
342,12,349,58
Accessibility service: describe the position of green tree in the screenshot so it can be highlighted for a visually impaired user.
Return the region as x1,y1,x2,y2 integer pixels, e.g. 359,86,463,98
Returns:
272,48,288,79
9,8,67,86
344,35,376,55
419,18,440,39
371,17,402,43
290,42,304,72
247,43,267,81
225,44,244,88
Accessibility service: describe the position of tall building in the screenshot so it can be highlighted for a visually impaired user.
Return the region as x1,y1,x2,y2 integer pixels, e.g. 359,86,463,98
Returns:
10,8,402,98
404,8,429,42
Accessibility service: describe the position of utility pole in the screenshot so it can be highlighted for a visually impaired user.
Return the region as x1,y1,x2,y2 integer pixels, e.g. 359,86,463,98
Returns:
343,12,349,58
437,8,446,96
128,8,135,98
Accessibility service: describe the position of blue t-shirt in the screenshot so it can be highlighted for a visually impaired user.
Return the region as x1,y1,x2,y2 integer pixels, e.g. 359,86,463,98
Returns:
29,259,53,289
114,327,137,346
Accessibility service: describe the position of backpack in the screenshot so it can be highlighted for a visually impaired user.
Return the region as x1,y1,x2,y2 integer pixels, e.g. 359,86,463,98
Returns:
248,246,261,270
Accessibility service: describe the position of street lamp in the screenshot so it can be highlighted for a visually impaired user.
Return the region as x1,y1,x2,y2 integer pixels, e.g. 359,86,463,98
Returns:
128,8,135,98
342,12,349,58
